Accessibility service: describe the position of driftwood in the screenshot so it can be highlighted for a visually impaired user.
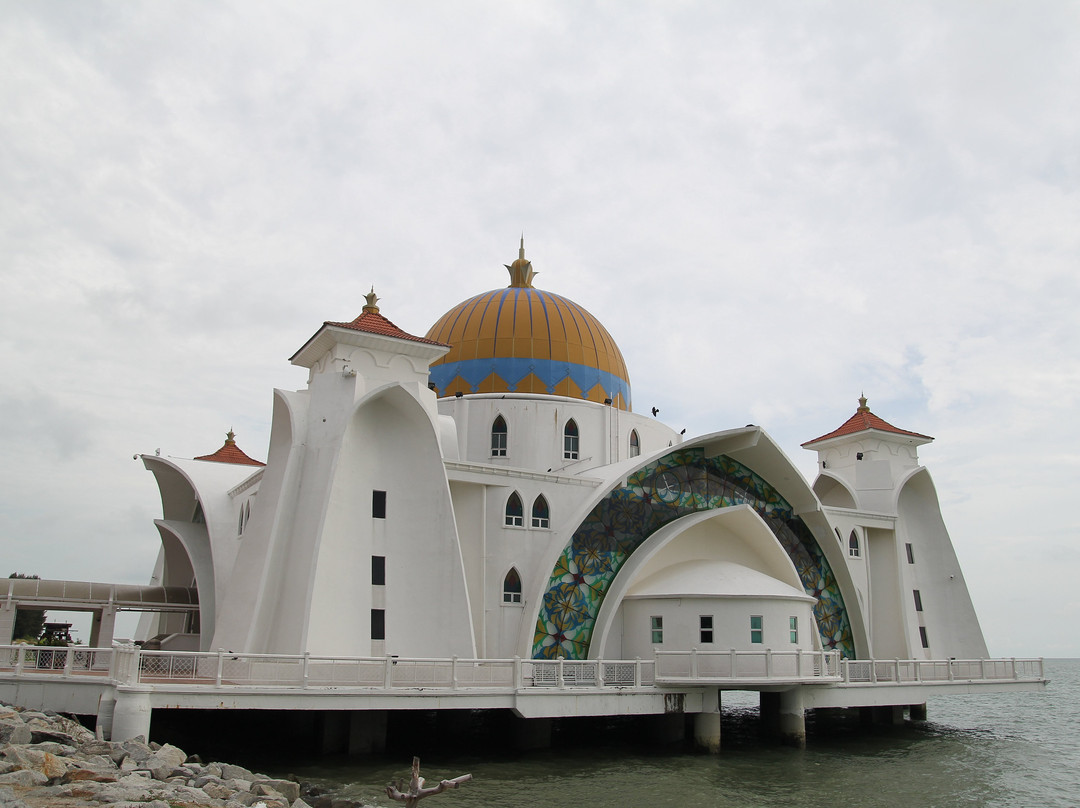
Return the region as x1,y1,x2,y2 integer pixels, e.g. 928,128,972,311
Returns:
385,756,472,808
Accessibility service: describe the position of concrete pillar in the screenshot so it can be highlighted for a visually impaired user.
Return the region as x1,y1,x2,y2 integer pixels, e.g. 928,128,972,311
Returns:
647,713,686,746
320,711,349,754
909,703,927,721
513,717,552,751
693,688,722,753
89,606,117,649
873,705,905,726
95,691,116,741
778,688,806,749
349,711,388,755
0,603,15,644
111,688,152,741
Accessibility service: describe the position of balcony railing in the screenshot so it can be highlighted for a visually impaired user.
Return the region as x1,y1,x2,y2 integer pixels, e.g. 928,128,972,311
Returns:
0,645,1044,692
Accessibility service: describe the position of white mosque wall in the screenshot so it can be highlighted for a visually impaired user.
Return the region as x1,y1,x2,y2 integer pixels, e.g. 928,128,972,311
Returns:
437,393,679,473
895,468,989,659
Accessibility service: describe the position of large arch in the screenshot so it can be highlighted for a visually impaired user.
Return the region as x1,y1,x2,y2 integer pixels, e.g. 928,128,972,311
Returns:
531,446,855,659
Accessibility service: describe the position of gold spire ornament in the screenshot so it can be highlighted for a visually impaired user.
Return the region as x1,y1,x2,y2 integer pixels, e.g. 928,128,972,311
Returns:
504,236,537,288
363,287,381,313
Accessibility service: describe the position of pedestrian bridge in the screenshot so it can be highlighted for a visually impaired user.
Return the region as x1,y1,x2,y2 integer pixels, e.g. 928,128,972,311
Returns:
0,643,1046,749
1,578,198,647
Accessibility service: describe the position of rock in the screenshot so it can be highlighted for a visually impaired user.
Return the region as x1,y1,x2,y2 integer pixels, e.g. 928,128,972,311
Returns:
0,724,31,745
77,739,116,757
219,762,258,781
1,746,69,780
121,737,152,763
28,728,76,746
204,781,234,799
292,799,315,808
0,769,48,787
257,779,301,802
61,766,119,783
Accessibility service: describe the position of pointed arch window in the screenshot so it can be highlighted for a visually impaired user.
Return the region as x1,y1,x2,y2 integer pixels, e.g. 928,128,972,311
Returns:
531,495,549,529
505,492,524,527
503,568,522,604
629,429,640,458
491,415,508,457
848,530,861,558
563,419,579,460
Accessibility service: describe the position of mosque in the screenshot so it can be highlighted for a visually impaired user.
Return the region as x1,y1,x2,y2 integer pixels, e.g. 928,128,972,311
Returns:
137,240,989,668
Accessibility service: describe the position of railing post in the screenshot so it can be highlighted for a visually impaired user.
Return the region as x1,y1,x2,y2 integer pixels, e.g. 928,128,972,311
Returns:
980,658,986,681
451,655,458,690
63,648,74,678
843,657,850,683
870,658,877,683
797,648,803,679
514,656,523,689
15,646,25,676
893,658,900,683
1011,657,1017,680
215,649,224,687
557,656,565,689
302,652,310,689
384,656,394,690
765,648,772,679
915,659,922,682
948,659,955,681
634,657,641,688
597,659,605,688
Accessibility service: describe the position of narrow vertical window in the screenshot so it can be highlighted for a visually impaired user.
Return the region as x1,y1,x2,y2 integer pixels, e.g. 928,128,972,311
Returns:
913,590,923,611
699,615,713,644
503,568,522,603
906,543,915,564
848,531,860,558
491,415,508,457
629,430,640,458
650,616,663,644
563,419,579,460
531,495,549,528
371,609,385,640
372,490,387,519
505,492,524,527
919,626,929,648
789,616,798,644
750,615,763,644
371,555,386,586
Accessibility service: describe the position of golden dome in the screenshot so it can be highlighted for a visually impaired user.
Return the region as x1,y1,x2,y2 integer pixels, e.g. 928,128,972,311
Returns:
425,241,632,410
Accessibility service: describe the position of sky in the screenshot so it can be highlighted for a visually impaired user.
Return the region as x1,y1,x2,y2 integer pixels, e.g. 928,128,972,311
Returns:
2,1,1077,657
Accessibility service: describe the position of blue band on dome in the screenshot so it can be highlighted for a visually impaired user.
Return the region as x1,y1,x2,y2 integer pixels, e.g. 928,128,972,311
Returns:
429,358,630,405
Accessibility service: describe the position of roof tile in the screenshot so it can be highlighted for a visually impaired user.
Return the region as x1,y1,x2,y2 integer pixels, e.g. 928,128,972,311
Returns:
194,431,265,466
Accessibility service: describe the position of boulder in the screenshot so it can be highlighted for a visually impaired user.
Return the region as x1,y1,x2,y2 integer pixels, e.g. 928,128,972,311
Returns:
219,762,258,781
0,769,48,787
256,779,301,802
0,723,31,745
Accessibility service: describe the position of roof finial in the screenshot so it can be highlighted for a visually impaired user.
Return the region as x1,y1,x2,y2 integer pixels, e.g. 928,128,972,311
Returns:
858,393,869,412
225,429,236,445
363,286,380,314
505,236,537,288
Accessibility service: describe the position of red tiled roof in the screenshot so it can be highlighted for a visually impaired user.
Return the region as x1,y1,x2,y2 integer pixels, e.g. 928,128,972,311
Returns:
326,310,448,347
802,397,932,447
194,431,265,466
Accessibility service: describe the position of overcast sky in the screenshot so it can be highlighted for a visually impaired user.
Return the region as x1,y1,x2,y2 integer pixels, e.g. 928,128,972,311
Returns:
2,1,1077,657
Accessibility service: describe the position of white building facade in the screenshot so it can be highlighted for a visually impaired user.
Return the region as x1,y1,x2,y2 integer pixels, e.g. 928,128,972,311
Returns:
139,243,988,667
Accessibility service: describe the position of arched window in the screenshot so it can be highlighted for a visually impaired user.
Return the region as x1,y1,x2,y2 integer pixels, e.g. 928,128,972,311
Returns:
531,495,549,528
563,419,579,460
505,492,524,527
491,415,508,457
629,429,640,457
848,530,861,558
503,568,522,604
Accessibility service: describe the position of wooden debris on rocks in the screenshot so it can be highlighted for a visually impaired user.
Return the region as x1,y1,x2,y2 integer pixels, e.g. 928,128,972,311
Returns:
385,756,472,808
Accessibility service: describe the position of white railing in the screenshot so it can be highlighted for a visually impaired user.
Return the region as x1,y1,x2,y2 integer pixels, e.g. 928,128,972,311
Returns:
0,645,1044,692
840,657,1045,684
654,649,843,682
0,645,114,678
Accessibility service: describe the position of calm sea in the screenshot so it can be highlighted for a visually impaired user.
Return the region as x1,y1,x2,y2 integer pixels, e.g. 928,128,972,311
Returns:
276,658,1077,808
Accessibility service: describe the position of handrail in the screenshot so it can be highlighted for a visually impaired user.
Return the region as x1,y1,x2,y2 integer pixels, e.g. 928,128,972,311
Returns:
0,645,1045,692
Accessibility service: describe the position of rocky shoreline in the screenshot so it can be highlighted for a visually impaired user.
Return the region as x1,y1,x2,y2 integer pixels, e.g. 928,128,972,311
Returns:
0,703,368,808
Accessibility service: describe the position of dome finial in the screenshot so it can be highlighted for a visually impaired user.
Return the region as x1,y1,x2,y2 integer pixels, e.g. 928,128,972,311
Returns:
858,393,869,412
504,236,537,288
363,286,380,313
225,428,236,445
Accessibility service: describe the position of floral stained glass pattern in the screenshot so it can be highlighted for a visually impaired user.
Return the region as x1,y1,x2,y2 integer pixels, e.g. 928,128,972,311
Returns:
531,448,854,660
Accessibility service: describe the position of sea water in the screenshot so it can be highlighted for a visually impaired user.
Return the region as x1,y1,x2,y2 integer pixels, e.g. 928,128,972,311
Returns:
276,658,1078,808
